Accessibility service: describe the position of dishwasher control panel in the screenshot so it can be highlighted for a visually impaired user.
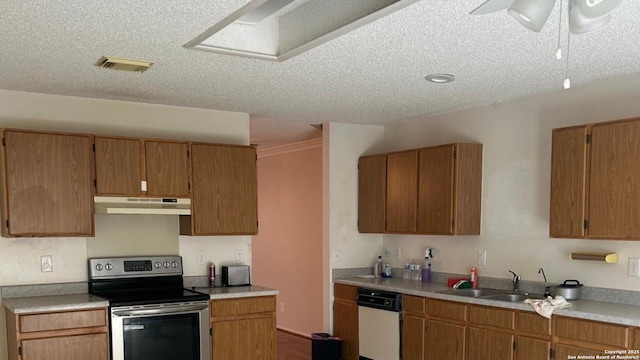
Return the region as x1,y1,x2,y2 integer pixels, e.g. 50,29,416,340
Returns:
356,288,402,311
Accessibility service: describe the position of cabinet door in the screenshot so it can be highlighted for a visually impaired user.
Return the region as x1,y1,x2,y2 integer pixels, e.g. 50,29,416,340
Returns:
190,144,257,235
386,151,417,232
589,120,640,238
549,126,588,237
403,314,425,360
212,317,276,360
333,301,358,360
425,320,465,360
467,327,513,360
4,131,94,236
22,333,109,360
94,137,142,195
417,145,454,234
144,141,190,197
515,336,549,360
554,344,604,358
358,155,386,233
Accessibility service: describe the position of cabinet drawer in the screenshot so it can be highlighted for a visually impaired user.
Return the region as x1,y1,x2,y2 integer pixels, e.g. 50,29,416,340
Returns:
334,284,358,302
427,299,467,321
469,305,515,330
555,316,629,348
404,295,426,315
19,309,107,333
517,311,551,336
211,296,276,317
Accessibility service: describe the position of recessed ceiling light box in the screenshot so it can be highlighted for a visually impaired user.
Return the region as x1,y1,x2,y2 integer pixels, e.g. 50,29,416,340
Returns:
184,0,420,61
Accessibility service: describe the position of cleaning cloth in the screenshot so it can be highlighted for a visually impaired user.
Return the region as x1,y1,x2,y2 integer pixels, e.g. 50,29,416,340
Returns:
524,295,571,319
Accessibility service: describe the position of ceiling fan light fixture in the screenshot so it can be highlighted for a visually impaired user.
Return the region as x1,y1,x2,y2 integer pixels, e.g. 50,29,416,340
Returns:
507,0,557,32
569,3,611,33
578,0,623,19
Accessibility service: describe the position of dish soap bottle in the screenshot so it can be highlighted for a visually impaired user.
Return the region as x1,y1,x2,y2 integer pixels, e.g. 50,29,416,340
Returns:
374,255,383,277
471,267,478,288
421,248,433,283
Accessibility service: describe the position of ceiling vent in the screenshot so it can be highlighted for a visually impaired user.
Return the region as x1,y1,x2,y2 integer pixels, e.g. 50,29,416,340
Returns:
95,56,154,73
184,0,420,62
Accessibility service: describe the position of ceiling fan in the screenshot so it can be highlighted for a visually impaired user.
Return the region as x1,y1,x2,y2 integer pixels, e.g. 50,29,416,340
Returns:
470,0,623,33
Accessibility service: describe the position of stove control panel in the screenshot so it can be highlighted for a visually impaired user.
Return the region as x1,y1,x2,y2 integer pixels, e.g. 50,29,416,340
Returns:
89,256,183,279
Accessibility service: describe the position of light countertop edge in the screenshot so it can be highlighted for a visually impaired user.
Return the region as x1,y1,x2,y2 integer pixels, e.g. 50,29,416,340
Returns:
3,294,109,314
335,278,640,327
193,285,279,299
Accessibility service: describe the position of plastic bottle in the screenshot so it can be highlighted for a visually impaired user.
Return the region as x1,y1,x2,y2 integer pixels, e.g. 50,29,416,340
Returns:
471,267,478,288
208,262,216,287
403,264,410,279
421,248,433,283
375,255,383,277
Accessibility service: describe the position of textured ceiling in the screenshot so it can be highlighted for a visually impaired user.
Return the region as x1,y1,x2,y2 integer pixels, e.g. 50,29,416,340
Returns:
1,1,639,147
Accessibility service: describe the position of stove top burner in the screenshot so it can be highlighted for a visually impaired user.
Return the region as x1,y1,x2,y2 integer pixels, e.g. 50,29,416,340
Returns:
88,256,210,307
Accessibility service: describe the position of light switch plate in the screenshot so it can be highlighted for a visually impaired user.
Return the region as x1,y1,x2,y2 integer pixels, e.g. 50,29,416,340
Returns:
235,250,244,264
477,250,487,266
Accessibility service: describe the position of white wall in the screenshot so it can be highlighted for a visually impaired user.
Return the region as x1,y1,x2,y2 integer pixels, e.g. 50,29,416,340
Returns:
382,74,640,291
0,89,251,360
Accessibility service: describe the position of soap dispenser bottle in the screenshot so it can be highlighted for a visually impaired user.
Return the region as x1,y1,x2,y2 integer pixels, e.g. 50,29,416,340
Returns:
421,248,433,283
374,255,383,277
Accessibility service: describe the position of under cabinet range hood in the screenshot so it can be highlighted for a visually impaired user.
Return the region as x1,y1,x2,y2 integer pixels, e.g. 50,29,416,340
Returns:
94,196,191,215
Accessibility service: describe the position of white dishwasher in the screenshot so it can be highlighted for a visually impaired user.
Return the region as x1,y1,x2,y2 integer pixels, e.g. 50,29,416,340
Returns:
356,288,402,360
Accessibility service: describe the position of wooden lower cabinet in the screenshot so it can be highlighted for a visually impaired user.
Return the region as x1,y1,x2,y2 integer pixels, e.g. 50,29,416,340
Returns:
333,284,359,360
467,327,514,360
21,333,108,360
425,319,465,360
514,336,550,360
211,296,276,360
5,307,109,360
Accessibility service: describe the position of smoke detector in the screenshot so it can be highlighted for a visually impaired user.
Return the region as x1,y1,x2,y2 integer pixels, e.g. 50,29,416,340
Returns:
95,56,154,73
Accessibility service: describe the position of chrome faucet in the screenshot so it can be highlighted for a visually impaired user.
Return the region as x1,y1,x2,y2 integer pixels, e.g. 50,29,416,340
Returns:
508,270,521,292
538,268,551,297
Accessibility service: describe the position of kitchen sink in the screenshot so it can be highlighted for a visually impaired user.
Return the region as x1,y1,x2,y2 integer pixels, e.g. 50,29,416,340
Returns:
438,288,505,298
438,288,545,303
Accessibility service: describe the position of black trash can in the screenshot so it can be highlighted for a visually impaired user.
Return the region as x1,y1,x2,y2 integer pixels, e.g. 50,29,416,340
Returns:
311,333,341,360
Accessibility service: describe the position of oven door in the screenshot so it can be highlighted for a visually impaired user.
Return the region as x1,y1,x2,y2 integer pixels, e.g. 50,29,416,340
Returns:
110,301,210,360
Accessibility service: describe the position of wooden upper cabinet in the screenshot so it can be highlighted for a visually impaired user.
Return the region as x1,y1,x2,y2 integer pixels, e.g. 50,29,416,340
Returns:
386,150,418,233
94,137,142,195
2,130,94,237
589,120,640,239
417,145,455,234
358,155,386,233
551,117,640,239
187,144,257,235
549,126,588,238
359,143,482,235
144,141,190,197
95,137,190,197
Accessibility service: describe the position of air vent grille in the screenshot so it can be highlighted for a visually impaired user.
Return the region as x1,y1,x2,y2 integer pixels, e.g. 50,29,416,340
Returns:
95,56,153,73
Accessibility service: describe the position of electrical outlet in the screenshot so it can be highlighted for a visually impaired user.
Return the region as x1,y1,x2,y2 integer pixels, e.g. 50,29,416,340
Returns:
41,255,53,272
629,258,640,277
332,250,340,263
235,250,244,264
477,250,487,266
196,251,206,265
394,246,401,259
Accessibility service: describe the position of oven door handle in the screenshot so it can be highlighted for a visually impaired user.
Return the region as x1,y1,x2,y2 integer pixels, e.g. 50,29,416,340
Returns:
112,304,209,317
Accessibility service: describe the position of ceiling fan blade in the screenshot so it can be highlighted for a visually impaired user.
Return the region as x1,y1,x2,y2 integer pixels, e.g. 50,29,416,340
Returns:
470,0,516,15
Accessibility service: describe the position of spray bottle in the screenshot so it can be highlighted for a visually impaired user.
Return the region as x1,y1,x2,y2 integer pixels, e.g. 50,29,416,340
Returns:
421,248,433,283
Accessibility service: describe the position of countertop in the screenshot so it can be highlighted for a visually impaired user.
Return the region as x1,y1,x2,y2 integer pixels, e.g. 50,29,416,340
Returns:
3,294,110,314
335,277,640,327
193,285,279,299
3,285,278,314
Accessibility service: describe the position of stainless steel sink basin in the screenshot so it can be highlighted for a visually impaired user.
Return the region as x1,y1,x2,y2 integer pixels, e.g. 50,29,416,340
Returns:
439,288,545,302
482,293,537,302
438,288,505,298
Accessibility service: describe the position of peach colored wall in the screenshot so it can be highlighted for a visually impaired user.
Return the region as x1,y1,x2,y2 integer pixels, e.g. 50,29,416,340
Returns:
253,139,324,336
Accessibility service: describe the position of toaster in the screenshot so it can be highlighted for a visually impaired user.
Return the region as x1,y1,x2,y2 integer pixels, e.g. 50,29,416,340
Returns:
222,265,251,286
